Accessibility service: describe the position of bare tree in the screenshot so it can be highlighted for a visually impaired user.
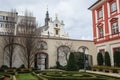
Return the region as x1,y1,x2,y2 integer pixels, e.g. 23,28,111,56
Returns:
2,9,17,68
18,11,39,68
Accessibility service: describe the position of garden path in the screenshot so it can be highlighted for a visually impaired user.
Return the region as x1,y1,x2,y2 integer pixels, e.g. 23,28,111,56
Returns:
85,70,120,78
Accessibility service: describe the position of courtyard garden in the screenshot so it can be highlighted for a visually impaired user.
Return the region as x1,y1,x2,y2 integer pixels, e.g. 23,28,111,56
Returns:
1,70,120,80
1,51,120,80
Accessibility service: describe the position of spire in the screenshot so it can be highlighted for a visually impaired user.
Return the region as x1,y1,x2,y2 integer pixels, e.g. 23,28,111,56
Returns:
45,6,50,26
55,13,58,20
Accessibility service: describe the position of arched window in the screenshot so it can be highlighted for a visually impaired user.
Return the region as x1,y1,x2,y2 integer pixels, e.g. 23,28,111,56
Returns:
77,46,89,54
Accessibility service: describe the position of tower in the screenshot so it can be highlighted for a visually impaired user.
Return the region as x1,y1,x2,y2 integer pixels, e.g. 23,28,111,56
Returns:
45,8,50,26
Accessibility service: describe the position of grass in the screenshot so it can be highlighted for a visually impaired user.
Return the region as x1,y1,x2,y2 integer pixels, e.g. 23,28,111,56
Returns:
16,73,38,80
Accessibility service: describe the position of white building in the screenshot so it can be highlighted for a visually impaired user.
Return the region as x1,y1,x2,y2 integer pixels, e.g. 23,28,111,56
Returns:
39,10,69,38
0,10,17,35
0,10,96,70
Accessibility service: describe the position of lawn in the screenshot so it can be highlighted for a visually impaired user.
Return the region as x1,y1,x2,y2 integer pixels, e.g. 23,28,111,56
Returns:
16,73,38,80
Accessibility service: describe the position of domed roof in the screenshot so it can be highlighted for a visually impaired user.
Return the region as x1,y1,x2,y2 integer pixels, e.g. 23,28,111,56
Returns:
53,13,60,24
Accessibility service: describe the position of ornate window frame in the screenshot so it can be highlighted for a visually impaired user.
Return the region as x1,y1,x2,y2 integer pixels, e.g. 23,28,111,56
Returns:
97,23,104,38
109,0,117,13
110,18,119,35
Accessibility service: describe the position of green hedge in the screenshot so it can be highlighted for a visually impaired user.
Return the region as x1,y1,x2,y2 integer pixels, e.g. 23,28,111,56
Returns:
40,74,105,80
32,72,48,80
33,71,120,80
0,75,4,80
35,70,120,80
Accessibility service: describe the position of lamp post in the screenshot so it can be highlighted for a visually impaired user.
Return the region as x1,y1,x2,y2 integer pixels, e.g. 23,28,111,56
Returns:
79,46,89,72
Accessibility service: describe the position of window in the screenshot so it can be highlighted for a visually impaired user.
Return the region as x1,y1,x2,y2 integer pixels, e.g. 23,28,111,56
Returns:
0,16,3,21
111,22,119,34
3,16,5,20
6,17,8,21
110,1,117,13
99,28,104,38
6,24,9,28
0,23,3,27
113,47,120,52
56,24,58,27
56,29,59,35
97,23,104,38
97,8,103,19
8,17,14,21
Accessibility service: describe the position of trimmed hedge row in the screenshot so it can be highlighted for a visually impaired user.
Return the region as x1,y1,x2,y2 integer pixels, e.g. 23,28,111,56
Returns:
1,68,33,72
0,75,4,80
0,72,14,80
32,72,48,80
34,71,120,80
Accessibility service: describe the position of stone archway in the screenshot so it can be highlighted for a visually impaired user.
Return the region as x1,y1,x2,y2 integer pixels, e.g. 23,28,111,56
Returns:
34,52,48,70
77,46,93,66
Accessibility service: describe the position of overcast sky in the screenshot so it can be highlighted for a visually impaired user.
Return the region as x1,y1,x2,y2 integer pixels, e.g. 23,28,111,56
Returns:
0,0,96,40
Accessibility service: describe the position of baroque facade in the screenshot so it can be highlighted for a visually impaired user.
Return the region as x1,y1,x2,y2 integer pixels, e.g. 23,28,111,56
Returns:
89,0,120,66
0,10,96,70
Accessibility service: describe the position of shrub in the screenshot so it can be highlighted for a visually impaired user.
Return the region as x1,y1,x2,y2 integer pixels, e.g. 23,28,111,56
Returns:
19,64,25,68
12,67,16,69
76,52,84,69
66,52,78,71
114,51,120,67
97,52,104,66
50,66,56,69
56,61,61,69
56,61,66,70
0,75,4,80
104,51,111,66
0,65,8,69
